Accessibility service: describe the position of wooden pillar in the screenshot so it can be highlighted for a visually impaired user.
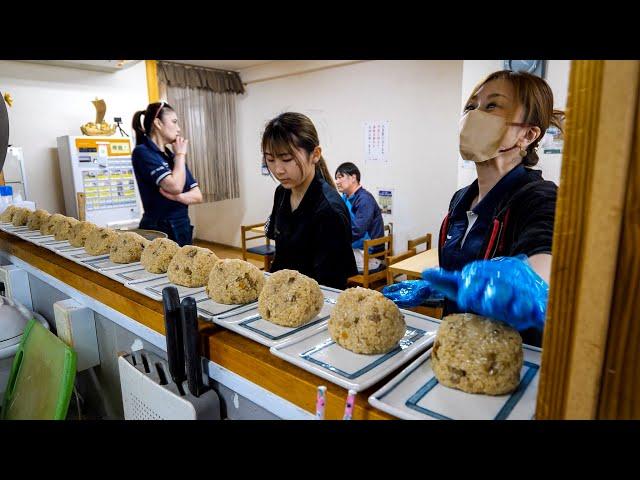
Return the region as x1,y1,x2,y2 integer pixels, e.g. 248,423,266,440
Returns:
536,61,640,419
597,69,640,419
145,60,159,104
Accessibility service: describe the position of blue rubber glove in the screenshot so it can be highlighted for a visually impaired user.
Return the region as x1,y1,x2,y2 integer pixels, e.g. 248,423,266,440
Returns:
382,280,443,308
421,255,549,332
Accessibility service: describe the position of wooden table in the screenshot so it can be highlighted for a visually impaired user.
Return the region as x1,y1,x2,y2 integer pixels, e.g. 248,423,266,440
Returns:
0,231,392,420
388,248,439,281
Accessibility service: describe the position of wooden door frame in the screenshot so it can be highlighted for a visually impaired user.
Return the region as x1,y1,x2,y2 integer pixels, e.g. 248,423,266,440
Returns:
536,60,640,419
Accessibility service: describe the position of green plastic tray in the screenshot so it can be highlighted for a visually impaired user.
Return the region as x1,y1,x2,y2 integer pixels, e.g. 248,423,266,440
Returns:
1,319,76,420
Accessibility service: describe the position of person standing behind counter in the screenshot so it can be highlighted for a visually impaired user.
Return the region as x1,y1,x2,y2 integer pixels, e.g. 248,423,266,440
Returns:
263,112,357,290
384,70,563,347
335,162,385,273
131,102,203,246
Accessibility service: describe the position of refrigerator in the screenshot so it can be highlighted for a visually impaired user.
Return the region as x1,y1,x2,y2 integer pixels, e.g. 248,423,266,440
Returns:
57,135,142,228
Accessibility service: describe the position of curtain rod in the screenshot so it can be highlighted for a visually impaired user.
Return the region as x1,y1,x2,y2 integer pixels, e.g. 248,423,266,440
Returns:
157,60,240,75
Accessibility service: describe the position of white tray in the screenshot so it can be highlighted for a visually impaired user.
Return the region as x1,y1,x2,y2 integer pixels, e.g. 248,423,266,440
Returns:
0,224,29,234
81,256,141,272
209,297,336,347
98,263,148,285
195,295,257,321
126,276,205,301
269,311,440,392
54,244,85,253
15,228,44,240
41,240,73,251
30,234,57,245
368,344,542,420
59,248,110,266
109,265,167,285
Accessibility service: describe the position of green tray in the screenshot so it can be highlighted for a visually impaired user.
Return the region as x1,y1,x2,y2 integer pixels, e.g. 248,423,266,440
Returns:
1,319,76,420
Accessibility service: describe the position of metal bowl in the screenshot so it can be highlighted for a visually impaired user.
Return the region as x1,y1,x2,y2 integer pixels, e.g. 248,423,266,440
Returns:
114,228,168,241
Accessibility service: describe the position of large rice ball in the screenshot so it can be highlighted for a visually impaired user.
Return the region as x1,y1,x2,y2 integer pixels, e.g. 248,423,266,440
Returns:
167,245,219,287
328,287,406,354
26,209,50,230
431,313,523,395
84,227,119,256
140,238,180,273
0,205,19,223
53,216,80,241
11,207,32,227
40,213,66,236
110,231,150,263
68,221,99,247
258,269,323,327
206,259,265,304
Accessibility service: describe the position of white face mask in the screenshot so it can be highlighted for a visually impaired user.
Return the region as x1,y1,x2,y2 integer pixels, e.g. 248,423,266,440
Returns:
459,109,531,163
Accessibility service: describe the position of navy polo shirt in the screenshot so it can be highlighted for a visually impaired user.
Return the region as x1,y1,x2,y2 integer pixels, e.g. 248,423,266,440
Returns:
440,164,531,273
131,137,198,220
344,186,384,247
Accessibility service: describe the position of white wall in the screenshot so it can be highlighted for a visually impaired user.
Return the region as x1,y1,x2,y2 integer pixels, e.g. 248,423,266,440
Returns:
192,60,463,252
0,60,148,213
457,60,571,188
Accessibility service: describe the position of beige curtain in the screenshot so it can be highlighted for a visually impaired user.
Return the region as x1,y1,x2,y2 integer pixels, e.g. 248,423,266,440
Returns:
158,62,242,202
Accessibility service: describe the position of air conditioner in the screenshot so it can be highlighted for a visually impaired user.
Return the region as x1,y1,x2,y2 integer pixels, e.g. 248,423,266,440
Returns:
20,60,141,73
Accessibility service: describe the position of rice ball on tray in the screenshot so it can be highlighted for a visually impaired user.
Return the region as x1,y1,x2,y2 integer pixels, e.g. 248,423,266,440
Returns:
84,227,119,256
110,231,150,263
431,313,523,396
69,221,98,247
140,238,180,274
167,245,219,288
53,216,79,241
0,205,19,223
328,287,406,355
257,269,323,327
40,213,66,236
11,207,32,227
206,259,265,305
26,209,50,230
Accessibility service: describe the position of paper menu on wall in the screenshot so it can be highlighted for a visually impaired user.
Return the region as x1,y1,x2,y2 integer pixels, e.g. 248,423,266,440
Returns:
364,121,390,163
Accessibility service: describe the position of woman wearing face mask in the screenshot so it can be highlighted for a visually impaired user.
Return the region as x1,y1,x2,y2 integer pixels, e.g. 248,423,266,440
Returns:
384,71,564,346
262,112,357,289
131,102,203,246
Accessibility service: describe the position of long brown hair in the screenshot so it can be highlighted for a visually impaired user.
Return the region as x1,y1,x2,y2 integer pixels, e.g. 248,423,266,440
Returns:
465,70,565,167
131,102,175,146
261,112,336,189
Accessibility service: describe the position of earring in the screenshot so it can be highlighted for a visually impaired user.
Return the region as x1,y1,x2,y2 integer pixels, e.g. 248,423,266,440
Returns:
519,145,527,157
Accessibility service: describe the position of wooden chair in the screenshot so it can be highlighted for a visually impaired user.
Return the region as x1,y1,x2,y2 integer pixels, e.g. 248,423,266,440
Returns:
241,223,276,271
347,234,393,289
384,222,394,255
385,247,417,285
407,233,432,252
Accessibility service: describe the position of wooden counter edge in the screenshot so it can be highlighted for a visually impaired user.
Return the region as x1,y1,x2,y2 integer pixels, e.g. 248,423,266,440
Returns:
0,232,394,420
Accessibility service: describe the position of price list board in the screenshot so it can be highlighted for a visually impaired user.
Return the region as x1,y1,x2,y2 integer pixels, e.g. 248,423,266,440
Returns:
82,158,137,211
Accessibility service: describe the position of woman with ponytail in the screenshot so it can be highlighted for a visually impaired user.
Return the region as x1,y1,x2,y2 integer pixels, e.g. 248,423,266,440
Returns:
131,102,203,246
262,112,357,289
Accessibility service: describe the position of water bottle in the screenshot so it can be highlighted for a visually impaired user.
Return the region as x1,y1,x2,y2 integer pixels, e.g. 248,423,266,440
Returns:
0,186,13,215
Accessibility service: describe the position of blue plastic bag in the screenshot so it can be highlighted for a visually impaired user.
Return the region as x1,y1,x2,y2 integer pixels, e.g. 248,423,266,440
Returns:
421,255,549,331
382,280,443,308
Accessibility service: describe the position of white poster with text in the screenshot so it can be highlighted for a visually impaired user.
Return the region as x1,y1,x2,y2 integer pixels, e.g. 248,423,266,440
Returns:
364,121,390,164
